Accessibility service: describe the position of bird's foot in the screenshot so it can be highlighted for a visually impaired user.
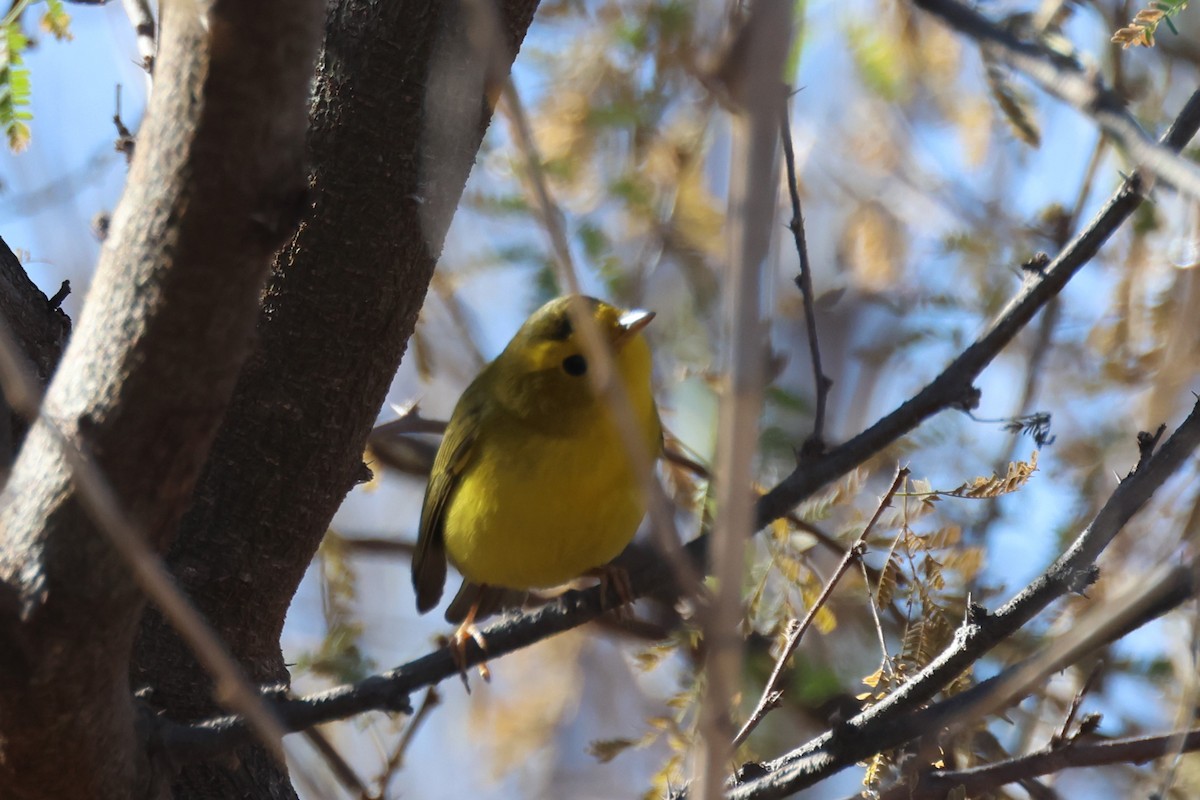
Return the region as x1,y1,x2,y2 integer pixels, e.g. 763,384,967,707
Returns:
441,610,490,692
588,565,635,619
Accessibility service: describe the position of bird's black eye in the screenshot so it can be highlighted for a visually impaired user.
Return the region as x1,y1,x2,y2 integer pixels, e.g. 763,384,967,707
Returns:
562,354,587,376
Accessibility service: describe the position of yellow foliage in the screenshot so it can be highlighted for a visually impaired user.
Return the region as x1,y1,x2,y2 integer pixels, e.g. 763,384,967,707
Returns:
943,451,1038,499
468,631,583,778
800,570,838,635
840,202,906,292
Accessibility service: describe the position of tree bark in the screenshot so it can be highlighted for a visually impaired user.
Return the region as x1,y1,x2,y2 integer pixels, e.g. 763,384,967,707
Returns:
132,1,540,797
0,235,70,461
0,0,324,796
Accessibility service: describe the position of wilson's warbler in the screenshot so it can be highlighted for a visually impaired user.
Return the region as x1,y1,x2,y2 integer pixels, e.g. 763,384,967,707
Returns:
411,295,661,639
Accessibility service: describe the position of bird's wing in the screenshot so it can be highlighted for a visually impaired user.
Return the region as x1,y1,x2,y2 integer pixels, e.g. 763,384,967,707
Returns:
412,390,483,613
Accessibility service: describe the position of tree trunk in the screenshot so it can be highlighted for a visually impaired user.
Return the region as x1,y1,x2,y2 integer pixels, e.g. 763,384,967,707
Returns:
132,1,540,797
0,0,324,797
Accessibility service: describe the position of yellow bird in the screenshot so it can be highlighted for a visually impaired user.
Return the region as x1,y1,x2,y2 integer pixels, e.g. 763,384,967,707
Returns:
411,295,661,641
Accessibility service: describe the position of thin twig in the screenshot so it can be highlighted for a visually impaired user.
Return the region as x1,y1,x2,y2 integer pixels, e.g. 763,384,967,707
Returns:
429,275,486,371
860,557,894,677
695,3,792,794
120,0,156,74
968,136,1107,543
366,404,443,477
379,687,440,779
498,77,575,292
1153,584,1200,798
780,98,829,457
1054,660,1103,743
303,725,371,798
733,467,909,748
339,537,417,558
666,440,905,622
370,403,447,438
913,0,1200,201
498,75,701,602
665,443,861,566
113,86,135,163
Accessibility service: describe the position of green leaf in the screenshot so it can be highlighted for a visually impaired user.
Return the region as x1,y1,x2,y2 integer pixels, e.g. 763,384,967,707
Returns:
0,21,32,153
40,0,72,41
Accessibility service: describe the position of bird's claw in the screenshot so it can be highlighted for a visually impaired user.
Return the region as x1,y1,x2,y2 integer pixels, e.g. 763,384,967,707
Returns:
445,610,490,692
591,565,635,620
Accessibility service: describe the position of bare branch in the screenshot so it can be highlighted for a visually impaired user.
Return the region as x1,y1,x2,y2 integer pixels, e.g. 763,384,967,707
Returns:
697,3,792,794
912,0,1200,201
723,401,1200,798
780,99,830,457
733,467,908,748
377,687,441,782
874,727,1200,800
756,86,1200,530
120,0,155,74
1054,661,1103,744
741,565,1195,800
301,726,372,798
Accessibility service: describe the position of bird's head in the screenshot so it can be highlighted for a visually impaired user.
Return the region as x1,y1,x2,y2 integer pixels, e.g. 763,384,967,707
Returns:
492,295,655,425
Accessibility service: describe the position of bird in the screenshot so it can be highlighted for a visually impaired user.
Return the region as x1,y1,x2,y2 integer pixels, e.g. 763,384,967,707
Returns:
411,294,662,670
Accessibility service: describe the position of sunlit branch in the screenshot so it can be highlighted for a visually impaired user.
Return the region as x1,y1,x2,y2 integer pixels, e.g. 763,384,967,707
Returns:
872,727,1200,798
120,0,156,74
734,564,1196,800
912,0,1200,201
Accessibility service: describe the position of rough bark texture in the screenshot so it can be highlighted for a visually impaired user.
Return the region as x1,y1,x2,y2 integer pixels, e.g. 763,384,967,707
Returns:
0,235,70,460
0,0,324,796
131,1,540,797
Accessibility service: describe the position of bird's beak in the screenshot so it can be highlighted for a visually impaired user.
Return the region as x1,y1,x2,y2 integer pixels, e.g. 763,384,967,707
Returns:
615,309,655,349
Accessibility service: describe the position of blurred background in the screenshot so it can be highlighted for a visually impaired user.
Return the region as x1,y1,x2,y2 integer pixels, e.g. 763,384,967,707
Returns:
9,0,1200,797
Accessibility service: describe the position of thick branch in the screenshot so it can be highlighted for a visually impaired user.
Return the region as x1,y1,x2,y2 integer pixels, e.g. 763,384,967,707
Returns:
0,0,323,797
878,727,1200,799
0,235,70,461
131,0,541,796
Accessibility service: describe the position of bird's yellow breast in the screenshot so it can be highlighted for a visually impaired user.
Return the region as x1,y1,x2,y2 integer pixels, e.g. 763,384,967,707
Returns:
442,342,659,589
